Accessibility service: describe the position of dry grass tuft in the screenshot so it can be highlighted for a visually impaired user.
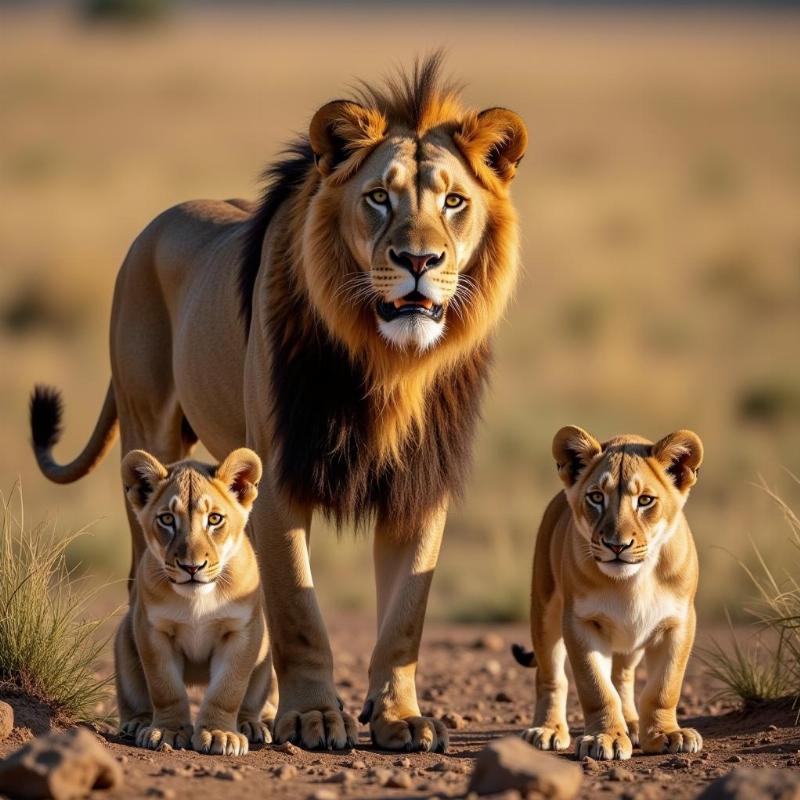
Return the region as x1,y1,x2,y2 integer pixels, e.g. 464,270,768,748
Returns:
700,477,800,707
0,484,111,722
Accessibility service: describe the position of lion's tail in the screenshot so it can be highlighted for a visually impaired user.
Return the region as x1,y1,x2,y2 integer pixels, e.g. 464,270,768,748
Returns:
30,382,118,484
511,643,537,668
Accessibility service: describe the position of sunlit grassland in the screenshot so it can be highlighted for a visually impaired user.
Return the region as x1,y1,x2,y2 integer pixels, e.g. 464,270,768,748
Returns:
1,7,799,622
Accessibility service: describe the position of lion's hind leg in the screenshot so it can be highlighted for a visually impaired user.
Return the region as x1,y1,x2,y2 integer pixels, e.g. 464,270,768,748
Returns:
115,611,151,740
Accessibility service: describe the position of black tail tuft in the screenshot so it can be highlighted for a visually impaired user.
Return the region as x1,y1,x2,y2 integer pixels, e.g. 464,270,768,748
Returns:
511,642,537,668
30,384,63,451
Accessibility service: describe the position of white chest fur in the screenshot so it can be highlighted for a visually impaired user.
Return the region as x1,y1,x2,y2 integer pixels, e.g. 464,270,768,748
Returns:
146,592,251,665
573,578,687,654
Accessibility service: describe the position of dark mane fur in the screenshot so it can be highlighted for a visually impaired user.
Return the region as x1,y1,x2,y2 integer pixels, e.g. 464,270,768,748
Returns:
238,139,314,331
267,282,492,528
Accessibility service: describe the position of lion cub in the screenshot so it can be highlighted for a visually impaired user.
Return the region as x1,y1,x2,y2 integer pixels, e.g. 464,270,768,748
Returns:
115,448,274,755
514,426,703,761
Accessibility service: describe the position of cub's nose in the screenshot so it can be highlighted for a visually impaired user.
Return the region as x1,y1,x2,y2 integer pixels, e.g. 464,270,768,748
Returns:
602,539,633,556
177,560,207,577
389,249,446,275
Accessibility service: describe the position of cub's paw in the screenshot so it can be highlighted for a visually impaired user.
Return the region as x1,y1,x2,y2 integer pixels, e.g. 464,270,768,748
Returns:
239,719,272,745
274,709,358,751
135,725,192,751
192,727,249,756
370,714,449,753
520,725,571,752
627,719,640,748
643,727,703,754
576,731,633,761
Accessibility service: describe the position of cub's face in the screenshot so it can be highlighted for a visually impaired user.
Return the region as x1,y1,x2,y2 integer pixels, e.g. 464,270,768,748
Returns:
121,448,261,597
552,426,703,580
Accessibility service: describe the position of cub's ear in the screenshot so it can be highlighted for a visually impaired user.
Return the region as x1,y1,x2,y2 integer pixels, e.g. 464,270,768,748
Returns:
121,450,168,511
454,107,528,186
653,430,703,493
216,448,263,510
309,100,388,181
552,426,602,488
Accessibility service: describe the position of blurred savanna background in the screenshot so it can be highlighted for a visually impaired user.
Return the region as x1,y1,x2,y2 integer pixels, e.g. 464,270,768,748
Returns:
2,0,800,628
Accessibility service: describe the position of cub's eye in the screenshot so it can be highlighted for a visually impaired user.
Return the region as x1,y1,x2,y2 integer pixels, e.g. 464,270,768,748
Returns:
157,513,175,527
365,188,389,206
444,193,466,210
207,512,224,527
587,491,604,506
637,495,655,508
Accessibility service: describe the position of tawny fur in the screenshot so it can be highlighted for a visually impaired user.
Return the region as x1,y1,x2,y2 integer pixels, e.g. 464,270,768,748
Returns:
519,426,704,761
29,55,526,753
116,448,276,756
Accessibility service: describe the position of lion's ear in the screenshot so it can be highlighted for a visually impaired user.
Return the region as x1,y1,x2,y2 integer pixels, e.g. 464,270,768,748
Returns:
216,448,262,510
552,426,602,488
309,100,387,180
454,107,528,186
653,430,703,493
121,450,168,511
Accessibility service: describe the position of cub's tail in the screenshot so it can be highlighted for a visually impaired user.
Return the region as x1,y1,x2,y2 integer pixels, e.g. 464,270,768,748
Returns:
511,643,537,668
30,382,118,484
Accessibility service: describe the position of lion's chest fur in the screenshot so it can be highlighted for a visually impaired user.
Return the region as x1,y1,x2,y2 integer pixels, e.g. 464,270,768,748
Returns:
145,592,252,668
573,577,687,654
266,302,491,528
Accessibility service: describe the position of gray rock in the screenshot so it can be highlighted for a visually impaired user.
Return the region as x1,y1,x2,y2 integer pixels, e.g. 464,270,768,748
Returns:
695,768,800,800
0,703,13,743
0,727,122,800
468,736,582,798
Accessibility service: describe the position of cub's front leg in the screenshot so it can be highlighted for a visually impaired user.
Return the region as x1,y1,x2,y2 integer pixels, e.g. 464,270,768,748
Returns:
132,612,193,751
564,613,632,761
193,617,264,756
640,609,702,754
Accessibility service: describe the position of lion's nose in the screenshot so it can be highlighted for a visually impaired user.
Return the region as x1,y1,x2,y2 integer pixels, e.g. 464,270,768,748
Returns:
602,539,633,555
177,560,207,576
389,249,446,275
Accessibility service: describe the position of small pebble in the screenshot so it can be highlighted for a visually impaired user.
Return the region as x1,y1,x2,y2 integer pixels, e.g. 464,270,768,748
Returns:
276,741,300,756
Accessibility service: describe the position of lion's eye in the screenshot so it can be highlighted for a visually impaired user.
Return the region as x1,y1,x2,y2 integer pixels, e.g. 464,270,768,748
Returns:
365,188,389,206
587,491,604,506
207,512,224,527
444,193,466,210
637,495,655,508
157,512,175,527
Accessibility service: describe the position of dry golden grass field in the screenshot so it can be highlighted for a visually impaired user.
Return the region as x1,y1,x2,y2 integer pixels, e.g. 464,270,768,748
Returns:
1,5,800,623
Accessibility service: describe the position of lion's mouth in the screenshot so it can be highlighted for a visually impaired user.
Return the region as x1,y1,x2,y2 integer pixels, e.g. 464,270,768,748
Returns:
376,291,444,323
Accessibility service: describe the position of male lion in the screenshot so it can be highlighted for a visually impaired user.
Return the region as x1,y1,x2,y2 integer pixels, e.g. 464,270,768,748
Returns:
29,55,527,752
513,426,704,760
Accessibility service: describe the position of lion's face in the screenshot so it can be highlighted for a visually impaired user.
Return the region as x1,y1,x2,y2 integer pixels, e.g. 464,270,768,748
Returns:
121,448,261,597
337,134,490,351
553,426,703,580
304,98,526,357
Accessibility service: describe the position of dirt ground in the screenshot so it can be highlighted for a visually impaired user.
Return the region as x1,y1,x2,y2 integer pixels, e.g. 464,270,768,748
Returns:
2,615,799,800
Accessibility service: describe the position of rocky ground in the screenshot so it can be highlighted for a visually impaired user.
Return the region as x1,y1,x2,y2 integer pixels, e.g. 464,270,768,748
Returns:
1,615,799,799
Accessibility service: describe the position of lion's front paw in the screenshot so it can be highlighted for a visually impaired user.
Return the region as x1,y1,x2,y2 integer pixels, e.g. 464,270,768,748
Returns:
135,724,192,751
521,725,570,752
370,714,448,753
642,727,702,754
192,727,249,756
274,709,358,751
238,719,272,745
576,730,633,761
119,716,150,740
